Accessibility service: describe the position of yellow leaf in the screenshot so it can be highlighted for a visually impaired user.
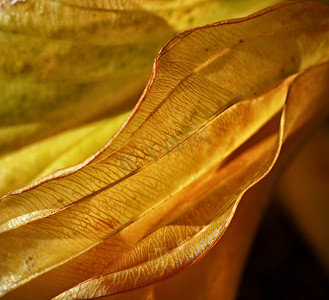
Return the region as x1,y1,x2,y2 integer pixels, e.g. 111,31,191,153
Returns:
0,0,287,195
55,63,329,300
0,0,285,155
0,112,129,196
0,2,329,299
84,64,329,300
0,0,174,154
139,0,285,31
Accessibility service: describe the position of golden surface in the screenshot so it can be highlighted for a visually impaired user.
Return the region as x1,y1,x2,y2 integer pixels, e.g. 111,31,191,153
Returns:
0,2,329,299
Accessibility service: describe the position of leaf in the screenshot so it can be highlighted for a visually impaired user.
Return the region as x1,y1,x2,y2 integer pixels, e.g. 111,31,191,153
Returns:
106,174,279,300
84,64,329,300
137,0,285,31
94,62,329,300
0,0,174,155
0,112,129,196
55,63,329,300
0,0,285,155
1,1,329,299
0,0,287,195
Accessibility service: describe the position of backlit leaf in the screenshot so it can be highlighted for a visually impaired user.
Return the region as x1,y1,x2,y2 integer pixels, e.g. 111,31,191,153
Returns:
0,0,284,155
0,0,287,195
0,112,129,196
55,62,329,300
0,2,329,299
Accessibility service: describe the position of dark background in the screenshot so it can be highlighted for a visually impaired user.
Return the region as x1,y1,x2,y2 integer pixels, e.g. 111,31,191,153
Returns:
238,203,329,300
